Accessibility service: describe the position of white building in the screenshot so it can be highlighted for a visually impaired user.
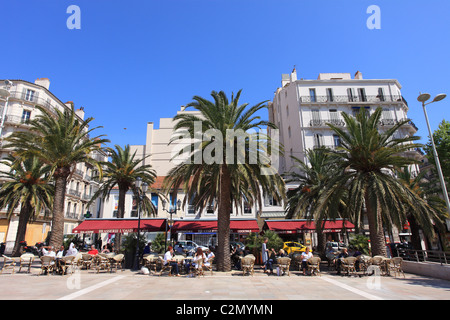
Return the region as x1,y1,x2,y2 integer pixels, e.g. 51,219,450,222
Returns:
268,69,423,244
0,78,107,253
269,69,421,176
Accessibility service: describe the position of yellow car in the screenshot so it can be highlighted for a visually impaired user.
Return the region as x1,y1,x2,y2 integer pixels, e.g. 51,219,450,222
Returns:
283,241,308,255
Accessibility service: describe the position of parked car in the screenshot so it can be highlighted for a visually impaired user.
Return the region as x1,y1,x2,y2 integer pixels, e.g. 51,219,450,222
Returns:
388,242,412,258
174,240,208,255
325,241,346,253
283,241,308,255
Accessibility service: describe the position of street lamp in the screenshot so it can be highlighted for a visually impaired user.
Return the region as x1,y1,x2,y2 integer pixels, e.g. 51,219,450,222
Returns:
418,92,450,215
133,177,148,270
162,198,181,253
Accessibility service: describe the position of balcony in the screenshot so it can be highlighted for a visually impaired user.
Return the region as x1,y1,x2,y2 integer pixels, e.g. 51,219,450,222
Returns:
309,119,345,127
67,189,81,197
3,115,31,126
301,95,407,104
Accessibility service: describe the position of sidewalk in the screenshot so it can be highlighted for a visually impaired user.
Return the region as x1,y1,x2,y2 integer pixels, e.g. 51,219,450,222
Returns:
1,261,450,300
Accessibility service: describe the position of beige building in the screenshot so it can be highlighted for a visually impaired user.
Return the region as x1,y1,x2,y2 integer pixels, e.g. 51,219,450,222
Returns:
0,78,107,253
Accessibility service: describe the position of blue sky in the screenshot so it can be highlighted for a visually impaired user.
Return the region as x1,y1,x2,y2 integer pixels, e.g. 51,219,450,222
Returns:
1,0,449,147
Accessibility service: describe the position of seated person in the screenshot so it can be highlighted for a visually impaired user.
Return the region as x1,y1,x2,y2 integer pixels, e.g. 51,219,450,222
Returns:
88,245,99,256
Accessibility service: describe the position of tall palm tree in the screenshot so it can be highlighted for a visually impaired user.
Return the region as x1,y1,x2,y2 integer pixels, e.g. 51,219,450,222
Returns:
317,108,442,256
284,148,345,253
89,144,159,251
163,90,286,271
0,155,54,256
5,105,109,248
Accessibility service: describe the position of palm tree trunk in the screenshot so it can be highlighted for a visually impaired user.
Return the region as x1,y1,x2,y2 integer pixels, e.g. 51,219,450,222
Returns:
217,164,232,272
11,202,32,257
114,186,127,253
49,171,69,248
408,214,422,251
365,192,387,257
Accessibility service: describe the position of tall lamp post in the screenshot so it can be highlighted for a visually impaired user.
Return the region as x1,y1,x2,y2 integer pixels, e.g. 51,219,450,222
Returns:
418,92,450,215
162,198,181,253
133,177,148,270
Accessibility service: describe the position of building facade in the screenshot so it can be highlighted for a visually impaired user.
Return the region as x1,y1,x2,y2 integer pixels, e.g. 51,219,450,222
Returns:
268,69,423,244
0,78,106,253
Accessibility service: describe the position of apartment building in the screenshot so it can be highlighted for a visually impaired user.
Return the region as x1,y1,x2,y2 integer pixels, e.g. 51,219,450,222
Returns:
0,78,106,253
269,69,421,176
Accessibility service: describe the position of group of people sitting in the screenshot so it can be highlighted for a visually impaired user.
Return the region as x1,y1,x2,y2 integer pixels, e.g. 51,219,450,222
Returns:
163,245,215,277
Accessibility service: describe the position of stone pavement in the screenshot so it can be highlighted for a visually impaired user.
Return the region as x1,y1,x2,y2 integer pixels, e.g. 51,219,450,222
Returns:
1,263,449,301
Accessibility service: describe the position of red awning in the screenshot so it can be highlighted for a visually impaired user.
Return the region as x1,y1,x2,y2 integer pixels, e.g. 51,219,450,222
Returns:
171,219,260,234
72,218,167,234
264,219,355,234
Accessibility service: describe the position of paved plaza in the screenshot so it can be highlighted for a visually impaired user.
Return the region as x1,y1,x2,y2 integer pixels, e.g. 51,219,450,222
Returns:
1,263,449,302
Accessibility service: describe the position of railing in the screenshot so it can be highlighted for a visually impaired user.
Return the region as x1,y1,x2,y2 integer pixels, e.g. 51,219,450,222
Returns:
310,119,345,127
68,189,81,197
8,91,63,115
3,115,31,126
301,95,406,104
399,249,450,265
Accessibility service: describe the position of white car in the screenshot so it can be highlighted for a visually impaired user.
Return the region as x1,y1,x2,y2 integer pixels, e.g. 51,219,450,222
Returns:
174,241,208,254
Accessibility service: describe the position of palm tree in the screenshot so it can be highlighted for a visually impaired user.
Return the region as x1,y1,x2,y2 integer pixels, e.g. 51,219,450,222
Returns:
396,167,447,250
317,107,441,256
0,155,54,256
284,147,345,253
89,144,159,251
5,105,109,248
163,90,286,271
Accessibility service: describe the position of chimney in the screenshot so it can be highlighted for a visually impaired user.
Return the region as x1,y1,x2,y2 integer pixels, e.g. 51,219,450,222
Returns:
75,106,85,120
281,74,290,87
354,71,363,80
35,78,50,90
290,66,297,82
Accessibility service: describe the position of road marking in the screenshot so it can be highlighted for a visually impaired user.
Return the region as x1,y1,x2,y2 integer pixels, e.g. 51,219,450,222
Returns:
58,275,126,300
320,276,384,300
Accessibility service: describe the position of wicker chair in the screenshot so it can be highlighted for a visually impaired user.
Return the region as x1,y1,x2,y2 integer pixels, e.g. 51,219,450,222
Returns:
389,257,405,278
1,255,16,274
40,256,55,275
190,258,204,277
158,257,172,276
307,256,321,276
277,257,291,276
110,254,124,272
369,256,386,276
18,253,35,273
59,256,75,275
203,256,214,276
143,254,159,274
95,255,111,273
81,253,93,269
341,257,357,276
241,256,255,276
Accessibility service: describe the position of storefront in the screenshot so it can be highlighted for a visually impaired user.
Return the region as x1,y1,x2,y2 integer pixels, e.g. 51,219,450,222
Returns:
171,219,260,247
263,219,355,247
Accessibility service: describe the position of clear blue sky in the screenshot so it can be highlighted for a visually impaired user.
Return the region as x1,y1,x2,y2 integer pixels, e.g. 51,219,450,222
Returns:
1,0,449,147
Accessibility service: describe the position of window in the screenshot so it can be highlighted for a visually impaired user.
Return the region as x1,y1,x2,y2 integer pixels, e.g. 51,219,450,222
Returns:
311,109,321,126
264,193,279,207
352,106,370,117
309,89,316,102
313,133,324,148
329,109,340,125
131,196,138,217
286,105,289,117
326,88,334,102
113,196,119,217
333,134,341,148
347,88,354,102
378,88,385,101
151,193,158,211
358,88,367,102
25,89,35,102
21,110,31,124
288,126,291,138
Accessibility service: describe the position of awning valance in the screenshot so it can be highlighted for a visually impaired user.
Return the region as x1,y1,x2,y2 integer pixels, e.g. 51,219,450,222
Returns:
172,219,260,234
263,219,355,234
72,218,167,234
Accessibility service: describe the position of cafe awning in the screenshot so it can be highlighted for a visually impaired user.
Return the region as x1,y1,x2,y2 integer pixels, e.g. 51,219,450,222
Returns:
72,218,167,234
172,219,260,234
263,219,355,234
